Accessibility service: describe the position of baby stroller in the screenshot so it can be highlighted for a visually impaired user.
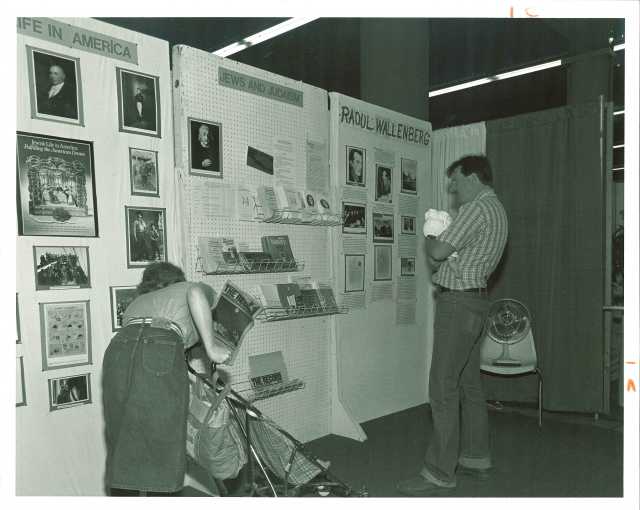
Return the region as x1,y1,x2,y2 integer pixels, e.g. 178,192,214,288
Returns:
184,348,365,497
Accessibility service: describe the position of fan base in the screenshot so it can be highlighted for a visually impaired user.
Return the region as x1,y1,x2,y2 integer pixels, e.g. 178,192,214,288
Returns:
492,360,522,367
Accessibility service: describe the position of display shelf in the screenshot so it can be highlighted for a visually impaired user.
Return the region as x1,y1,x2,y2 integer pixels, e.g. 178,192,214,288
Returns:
259,208,343,227
233,378,306,402
196,257,305,275
256,304,348,322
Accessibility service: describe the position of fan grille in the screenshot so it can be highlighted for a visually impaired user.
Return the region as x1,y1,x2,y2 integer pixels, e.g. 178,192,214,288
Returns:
486,299,531,345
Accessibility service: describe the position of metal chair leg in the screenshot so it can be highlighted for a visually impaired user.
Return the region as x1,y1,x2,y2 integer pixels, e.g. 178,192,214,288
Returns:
535,368,543,428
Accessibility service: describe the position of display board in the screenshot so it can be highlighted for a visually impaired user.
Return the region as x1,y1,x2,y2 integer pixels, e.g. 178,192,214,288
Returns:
172,45,335,442
16,18,176,495
329,93,434,426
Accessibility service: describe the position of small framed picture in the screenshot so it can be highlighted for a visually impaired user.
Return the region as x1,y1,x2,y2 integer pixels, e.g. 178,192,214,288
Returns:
373,212,394,243
346,146,366,187
401,257,416,276
125,206,167,268
26,46,83,126
342,202,366,235
16,356,27,407
375,165,393,203
33,246,90,291
110,286,139,331
48,373,92,412
129,148,159,196
401,157,417,194
116,67,161,137
39,300,92,371
374,245,393,281
189,118,222,178
401,215,417,235
345,254,365,293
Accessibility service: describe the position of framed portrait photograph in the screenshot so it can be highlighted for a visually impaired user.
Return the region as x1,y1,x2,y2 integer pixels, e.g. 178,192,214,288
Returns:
125,206,167,267
401,157,418,194
346,146,366,187
110,285,138,331
373,212,394,243
39,300,92,371
17,132,98,237
26,46,83,126
116,67,161,137
16,356,27,407
375,164,393,203
33,246,90,291
374,245,393,281
401,257,416,276
129,148,159,196
48,373,92,412
342,202,366,235
401,215,417,235
189,118,222,178
345,254,365,293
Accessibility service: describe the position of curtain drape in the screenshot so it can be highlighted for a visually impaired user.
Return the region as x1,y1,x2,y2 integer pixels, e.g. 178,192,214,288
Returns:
485,102,605,412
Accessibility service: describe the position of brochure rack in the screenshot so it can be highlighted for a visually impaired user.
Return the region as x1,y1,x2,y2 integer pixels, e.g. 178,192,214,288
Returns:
256,304,348,323
259,208,343,227
197,257,305,275
233,378,306,403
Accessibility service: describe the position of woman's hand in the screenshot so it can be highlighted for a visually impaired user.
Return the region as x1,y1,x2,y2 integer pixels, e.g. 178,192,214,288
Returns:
209,342,231,364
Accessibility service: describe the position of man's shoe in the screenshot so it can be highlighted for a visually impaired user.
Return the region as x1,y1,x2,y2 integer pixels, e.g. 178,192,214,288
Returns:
456,465,492,481
396,475,453,496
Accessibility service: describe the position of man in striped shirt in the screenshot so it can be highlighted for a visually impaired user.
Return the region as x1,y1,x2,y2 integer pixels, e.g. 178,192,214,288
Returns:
398,155,508,496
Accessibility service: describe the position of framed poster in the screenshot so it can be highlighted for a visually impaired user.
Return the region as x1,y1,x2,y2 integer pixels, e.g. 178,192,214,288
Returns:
188,118,222,178
125,206,167,267
373,212,394,243
116,68,161,137
345,254,365,293
375,164,393,203
110,285,138,331
401,215,417,235
26,46,84,126
48,373,92,412
342,202,366,235
16,132,98,237
374,245,392,281
16,356,27,407
39,300,92,371
33,246,90,290
346,146,366,187
129,148,159,196
401,257,416,276
400,157,417,194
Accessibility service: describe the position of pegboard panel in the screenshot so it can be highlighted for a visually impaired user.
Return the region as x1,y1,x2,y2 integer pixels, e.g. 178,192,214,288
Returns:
172,45,332,441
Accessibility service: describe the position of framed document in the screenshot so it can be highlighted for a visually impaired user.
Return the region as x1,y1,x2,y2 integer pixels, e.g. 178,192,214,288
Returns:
342,202,366,235
345,254,365,293
375,164,393,203
401,257,416,276
346,146,366,187
401,215,416,235
374,245,392,281
39,300,92,371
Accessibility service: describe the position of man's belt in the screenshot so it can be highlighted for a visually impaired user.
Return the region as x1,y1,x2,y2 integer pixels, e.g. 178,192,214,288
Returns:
437,286,487,295
123,317,183,337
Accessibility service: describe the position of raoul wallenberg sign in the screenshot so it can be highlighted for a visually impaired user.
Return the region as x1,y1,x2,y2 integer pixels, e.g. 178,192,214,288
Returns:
339,105,431,146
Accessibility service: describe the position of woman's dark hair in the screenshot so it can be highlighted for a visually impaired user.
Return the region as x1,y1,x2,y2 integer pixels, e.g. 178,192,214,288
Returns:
137,262,186,295
446,155,493,185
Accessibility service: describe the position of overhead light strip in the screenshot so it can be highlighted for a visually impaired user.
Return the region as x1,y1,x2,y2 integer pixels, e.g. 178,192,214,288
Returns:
612,144,625,149
213,17,319,57
613,43,625,52
613,110,625,116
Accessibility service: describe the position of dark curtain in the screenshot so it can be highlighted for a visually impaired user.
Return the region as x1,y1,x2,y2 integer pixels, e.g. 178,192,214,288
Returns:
483,102,604,412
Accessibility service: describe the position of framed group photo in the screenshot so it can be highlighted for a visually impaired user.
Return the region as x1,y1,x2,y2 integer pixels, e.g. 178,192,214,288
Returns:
129,148,159,196
401,257,416,276
125,206,167,267
375,165,393,203
48,373,92,412
400,157,417,194
342,202,366,235
26,46,83,126
401,215,417,235
189,118,222,178
39,300,92,371
110,286,138,331
34,246,90,291
17,132,98,237
372,212,394,243
346,146,366,187
374,245,393,281
345,254,365,293
116,68,161,137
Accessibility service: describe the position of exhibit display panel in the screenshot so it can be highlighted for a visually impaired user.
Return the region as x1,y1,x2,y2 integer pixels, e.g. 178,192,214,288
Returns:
16,18,176,495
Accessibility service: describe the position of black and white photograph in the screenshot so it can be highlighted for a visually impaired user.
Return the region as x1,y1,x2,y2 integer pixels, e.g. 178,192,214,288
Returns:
109,286,139,331
116,67,161,137
16,132,98,237
401,257,416,276
346,146,366,186
374,245,392,281
189,118,222,178
247,146,274,175
125,206,167,267
401,215,417,235
345,254,365,293
372,212,394,243
34,246,90,290
400,157,417,194
342,202,366,234
129,148,159,196
48,373,91,412
305,192,316,208
27,46,83,125
16,356,26,407
375,164,393,203
39,300,92,371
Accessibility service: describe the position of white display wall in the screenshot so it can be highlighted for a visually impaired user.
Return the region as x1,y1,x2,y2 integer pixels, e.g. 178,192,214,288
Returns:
328,93,434,427
16,18,176,495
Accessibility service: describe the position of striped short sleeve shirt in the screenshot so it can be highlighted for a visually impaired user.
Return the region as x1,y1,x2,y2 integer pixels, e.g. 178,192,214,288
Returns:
433,189,508,290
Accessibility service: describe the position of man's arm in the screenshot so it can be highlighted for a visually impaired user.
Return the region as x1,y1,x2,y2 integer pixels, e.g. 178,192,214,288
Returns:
425,237,456,261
